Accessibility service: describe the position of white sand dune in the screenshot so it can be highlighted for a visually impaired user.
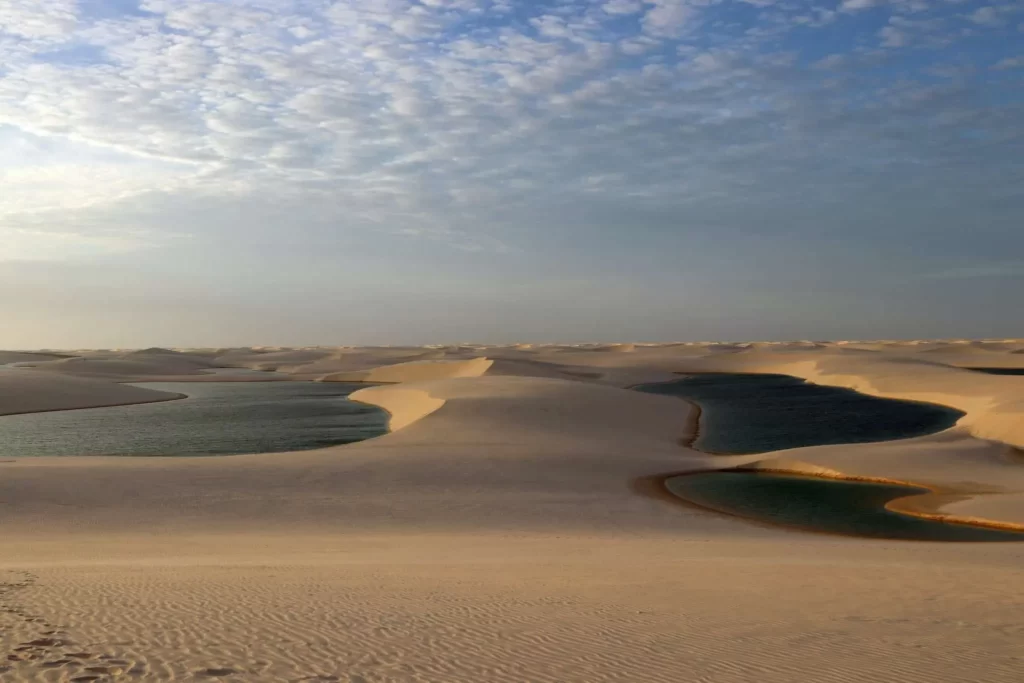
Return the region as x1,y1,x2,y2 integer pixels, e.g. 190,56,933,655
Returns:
27,356,213,378
0,368,183,416
15,348,296,382
214,347,448,376
0,351,71,365
212,348,339,372
320,357,494,383
295,349,447,377
2,341,1024,682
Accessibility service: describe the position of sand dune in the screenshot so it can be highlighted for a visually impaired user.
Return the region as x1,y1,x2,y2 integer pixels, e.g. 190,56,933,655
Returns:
749,354,1023,447
0,368,183,416
27,356,213,378
350,384,445,431
212,348,339,372
214,347,450,376
2,340,1024,682
485,357,609,381
320,357,494,383
13,348,296,382
294,349,447,377
0,351,71,364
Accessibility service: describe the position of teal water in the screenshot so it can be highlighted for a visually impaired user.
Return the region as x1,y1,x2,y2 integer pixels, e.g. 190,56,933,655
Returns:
666,471,1024,542
0,381,388,457
636,372,1018,540
636,373,963,455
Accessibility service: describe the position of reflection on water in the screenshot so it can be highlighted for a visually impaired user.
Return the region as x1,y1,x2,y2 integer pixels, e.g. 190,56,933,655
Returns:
667,471,1024,542
637,373,963,455
0,381,388,457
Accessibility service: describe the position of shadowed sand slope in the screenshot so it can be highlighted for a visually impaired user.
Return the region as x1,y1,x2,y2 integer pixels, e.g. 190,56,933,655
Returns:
0,369,183,416
28,356,213,377
350,385,445,431
0,376,701,535
0,351,71,364
15,348,229,382
320,357,494,383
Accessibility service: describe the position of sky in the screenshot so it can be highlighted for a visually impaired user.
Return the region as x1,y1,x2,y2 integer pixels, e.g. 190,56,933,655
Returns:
1,0,1022,348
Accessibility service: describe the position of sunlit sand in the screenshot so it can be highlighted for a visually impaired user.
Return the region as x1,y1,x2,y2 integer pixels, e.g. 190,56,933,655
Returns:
2,341,1024,681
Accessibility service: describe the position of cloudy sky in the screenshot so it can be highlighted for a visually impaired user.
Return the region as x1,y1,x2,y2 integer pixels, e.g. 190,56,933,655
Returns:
1,0,1022,348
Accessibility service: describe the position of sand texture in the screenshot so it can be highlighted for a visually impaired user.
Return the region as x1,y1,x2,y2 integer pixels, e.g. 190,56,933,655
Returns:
2,340,1024,682
0,369,183,416
320,357,494,383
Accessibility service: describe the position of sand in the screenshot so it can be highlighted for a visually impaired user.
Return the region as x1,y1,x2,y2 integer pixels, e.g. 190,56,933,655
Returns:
321,357,494,383
2,341,1024,682
0,369,184,416
0,351,72,364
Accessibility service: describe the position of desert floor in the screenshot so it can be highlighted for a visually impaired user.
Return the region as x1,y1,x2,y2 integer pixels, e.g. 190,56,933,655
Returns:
1,340,1023,682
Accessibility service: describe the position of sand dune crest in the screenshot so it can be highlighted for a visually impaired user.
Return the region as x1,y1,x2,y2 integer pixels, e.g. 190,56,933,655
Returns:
4,340,1024,682
320,357,494,383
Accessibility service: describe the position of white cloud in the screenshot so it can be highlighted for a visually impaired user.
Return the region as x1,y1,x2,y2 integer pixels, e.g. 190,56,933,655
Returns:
690,51,731,72
0,0,1019,265
0,0,1020,348
0,227,172,262
603,0,644,15
879,25,908,47
0,163,181,217
531,15,571,39
968,6,1001,25
642,0,699,37
839,0,880,12
0,126,199,214
618,36,659,54
992,55,1024,69
814,54,846,69
0,0,78,39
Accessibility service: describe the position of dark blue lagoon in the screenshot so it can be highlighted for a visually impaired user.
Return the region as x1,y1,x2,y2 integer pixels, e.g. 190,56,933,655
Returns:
636,373,963,455
965,367,1024,376
666,471,1024,542
0,381,388,457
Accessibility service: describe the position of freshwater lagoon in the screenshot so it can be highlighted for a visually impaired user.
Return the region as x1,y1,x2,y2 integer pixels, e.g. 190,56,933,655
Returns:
637,373,964,455
964,367,1024,376
666,470,1024,542
634,372,1021,540
0,381,388,457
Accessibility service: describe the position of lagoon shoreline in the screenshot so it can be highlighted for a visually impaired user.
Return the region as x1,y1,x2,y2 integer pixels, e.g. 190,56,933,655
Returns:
2,341,1024,681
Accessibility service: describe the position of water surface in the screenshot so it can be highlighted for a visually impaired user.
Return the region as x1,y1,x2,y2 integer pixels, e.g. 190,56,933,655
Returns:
666,471,1024,542
637,373,963,455
0,381,387,457
201,367,282,376
964,367,1024,376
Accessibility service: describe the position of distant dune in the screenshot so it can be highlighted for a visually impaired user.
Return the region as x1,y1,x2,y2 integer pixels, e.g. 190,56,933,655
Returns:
320,357,494,383
2,339,1024,682
29,356,211,377
0,351,72,364
0,368,183,416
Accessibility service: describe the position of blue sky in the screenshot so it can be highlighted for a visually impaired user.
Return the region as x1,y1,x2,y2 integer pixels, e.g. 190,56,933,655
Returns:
1,0,1022,347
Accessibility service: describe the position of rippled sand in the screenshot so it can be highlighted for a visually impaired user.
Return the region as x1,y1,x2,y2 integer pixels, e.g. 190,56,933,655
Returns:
2,340,1024,682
